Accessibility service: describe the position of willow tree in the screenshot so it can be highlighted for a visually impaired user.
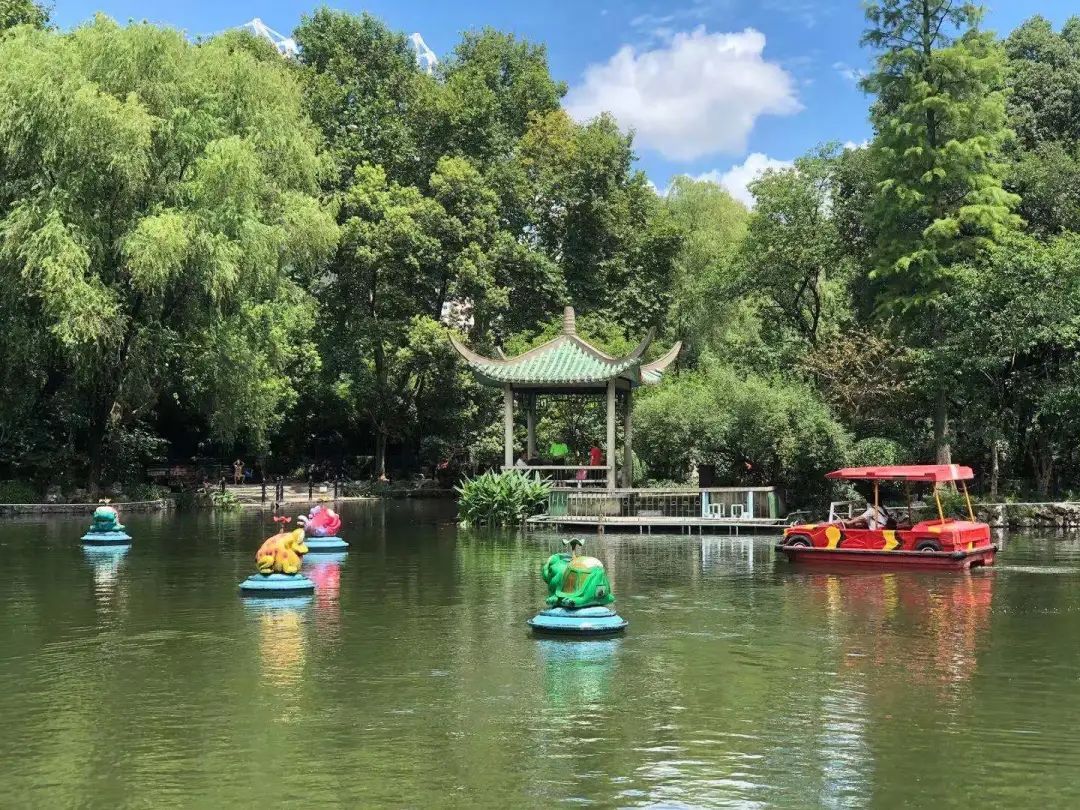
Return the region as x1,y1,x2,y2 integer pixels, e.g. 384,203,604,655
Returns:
0,0,48,32
0,18,337,488
861,0,1021,464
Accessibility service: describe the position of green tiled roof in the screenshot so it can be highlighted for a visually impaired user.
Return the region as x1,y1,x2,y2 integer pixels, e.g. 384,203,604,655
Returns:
448,306,681,388
472,338,636,385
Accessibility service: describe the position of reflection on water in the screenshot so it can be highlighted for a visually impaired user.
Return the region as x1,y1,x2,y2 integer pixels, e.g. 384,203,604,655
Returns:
81,545,130,612
809,570,994,695
305,553,346,642
243,597,311,722
3,505,1080,806
536,637,619,706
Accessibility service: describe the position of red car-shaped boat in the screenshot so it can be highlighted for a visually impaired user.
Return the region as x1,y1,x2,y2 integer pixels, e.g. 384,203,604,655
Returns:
776,465,996,570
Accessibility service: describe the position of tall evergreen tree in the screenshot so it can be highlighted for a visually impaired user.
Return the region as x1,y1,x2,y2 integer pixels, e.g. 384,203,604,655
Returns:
862,0,1021,464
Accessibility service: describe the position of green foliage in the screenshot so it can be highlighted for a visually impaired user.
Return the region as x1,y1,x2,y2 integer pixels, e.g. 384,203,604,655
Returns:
295,9,427,186
849,437,910,468
633,361,850,507
122,482,169,502
936,488,975,520
743,144,851,349
0,0,48,32
1004,18,1080,235
7,7,1080,506
0,479,36,503
208,489,240,510
1004,15,1080,151
455,469,551,526
0,17,336,489
946,233,1080,496
862,0,1021,313
663,176,749,365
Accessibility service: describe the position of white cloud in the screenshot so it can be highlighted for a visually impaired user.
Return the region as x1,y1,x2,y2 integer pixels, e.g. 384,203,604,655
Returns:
565,27,801,161
762,0,829,29
690,152,793,206
843,139,869,151
833,61,865,83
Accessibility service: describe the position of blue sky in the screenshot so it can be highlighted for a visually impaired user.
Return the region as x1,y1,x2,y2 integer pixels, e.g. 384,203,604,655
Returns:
53,1,1080,203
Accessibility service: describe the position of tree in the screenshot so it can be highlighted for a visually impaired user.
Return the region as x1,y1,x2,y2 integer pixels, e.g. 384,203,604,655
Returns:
633,360,850,505
295,9,430,188
1004,15,1080,151
948,234,1080,497
328,164,443,478
862,0,1021,464
430,28,566,170
662,176,749,366
1003,16,1080,235
0,0,48,32
743,144,850,349
0,18,338,488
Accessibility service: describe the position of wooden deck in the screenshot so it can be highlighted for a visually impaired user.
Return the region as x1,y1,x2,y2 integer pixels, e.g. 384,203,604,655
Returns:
527,513,788,534
530,485,788,534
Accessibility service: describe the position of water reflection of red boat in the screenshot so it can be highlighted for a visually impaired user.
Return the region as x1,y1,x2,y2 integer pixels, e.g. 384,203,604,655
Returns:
807,571,994,691
778,465,996,570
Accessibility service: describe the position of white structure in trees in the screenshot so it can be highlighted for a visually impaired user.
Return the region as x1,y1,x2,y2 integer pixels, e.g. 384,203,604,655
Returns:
240,18,298,58
238,18,437,74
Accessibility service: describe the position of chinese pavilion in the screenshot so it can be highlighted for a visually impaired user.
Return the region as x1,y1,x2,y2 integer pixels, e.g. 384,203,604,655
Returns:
449,306,681,489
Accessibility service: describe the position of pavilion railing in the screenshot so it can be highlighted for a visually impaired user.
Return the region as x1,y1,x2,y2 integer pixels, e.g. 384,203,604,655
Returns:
544,486,782,520
503,465,611,488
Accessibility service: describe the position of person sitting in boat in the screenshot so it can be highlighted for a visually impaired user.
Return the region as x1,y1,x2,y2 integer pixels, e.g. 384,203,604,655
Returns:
842,488,894,533
847,490,891,530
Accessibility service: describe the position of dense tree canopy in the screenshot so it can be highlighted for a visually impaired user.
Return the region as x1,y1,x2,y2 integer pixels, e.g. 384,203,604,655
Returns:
0,17,336,489
4,4,1080,505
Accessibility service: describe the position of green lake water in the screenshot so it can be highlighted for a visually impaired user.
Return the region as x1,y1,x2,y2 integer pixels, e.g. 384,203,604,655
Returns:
3,501,1080,808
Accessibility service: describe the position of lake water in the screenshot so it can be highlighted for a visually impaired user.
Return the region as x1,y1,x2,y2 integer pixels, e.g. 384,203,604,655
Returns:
2,501,1080,808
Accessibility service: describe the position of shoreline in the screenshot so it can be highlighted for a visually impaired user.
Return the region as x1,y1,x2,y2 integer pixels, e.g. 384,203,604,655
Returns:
0,499,174,516
0,489,457,516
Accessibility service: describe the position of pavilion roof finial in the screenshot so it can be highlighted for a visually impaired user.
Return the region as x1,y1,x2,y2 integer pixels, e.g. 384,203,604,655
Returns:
562,305,576,336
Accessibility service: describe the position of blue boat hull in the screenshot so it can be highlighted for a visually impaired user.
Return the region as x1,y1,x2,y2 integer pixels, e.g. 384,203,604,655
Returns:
81,531,132,545
304,536,349,552
528,606,627,635
238,573,315,596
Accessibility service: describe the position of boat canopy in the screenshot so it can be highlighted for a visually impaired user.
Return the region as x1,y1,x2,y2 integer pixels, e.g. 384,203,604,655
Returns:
825,464,974,483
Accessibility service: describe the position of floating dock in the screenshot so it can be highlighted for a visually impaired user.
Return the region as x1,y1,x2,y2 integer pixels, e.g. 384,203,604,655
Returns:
527,486,790,534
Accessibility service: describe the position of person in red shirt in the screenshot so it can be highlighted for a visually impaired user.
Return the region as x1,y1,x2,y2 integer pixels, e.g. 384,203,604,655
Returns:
588,446,603,466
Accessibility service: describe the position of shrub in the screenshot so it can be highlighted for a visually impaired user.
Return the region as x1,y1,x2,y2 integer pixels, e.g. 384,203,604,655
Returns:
455,469,551,526
122,483,170,502
849,437,910,468
0,480,37,503
936,488,976,520
634,362,850,507
209,489,240,510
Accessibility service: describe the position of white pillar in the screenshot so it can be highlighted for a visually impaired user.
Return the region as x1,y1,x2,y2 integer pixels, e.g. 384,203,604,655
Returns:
623,388,633,488
606,380,616,490
526,394,536,460
503,385,514,469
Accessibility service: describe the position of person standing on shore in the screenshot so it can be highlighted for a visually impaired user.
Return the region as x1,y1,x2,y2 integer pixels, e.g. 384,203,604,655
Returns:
233,459,244,485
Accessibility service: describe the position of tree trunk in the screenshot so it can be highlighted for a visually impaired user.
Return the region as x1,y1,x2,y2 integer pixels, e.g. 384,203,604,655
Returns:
1031,441,1053,500
374,429,387,480
85,390,119,496
989,440,1000,500
933,387,951,465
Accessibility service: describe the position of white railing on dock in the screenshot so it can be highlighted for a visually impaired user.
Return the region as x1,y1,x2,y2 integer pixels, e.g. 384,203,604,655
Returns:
545,486,781,521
